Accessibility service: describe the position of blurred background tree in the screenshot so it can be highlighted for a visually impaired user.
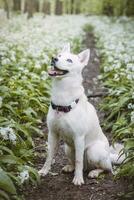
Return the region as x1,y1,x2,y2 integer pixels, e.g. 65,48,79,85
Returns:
0,0,133,18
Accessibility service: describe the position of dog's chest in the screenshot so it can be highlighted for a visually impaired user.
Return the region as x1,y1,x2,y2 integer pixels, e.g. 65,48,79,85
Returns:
48,110,74,145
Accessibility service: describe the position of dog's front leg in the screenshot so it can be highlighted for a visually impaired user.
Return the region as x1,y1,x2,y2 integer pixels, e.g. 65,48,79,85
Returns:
39,131,59,176
73,136,84,186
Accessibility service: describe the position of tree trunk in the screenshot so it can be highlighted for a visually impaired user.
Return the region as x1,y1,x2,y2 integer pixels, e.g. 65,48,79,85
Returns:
50,0,56,15
72,0,77,14
21,0,26,14
62,0,67,14
39,0,44,12
4,0,13,19
13,0,20,11
43,1,50,15
27,0,34,19
67,0,71,14
55,0,62,15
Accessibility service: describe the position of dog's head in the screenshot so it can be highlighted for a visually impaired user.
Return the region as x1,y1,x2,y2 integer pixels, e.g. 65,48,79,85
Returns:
48,43,90,78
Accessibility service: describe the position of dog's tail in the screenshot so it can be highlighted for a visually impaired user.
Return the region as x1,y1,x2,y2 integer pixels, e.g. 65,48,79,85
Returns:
110,143,125,165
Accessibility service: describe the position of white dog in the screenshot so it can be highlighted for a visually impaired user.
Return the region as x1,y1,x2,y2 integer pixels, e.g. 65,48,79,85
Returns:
39,44,123,185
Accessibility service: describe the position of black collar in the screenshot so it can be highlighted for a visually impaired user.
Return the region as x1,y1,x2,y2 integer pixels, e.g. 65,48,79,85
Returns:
51,99,79,113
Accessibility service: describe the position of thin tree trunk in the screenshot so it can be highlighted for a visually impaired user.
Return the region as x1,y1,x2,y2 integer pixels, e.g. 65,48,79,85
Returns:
50,0,56,15
4,0,13,19
55,0,62,15
39,0,44,12
13,0,20,11
62,0,67,14
4,0,9,19
43,0,50,15
72,0,77,14
67,0,71,14
27,0,34,19
123,0,127,15
21,0,25,14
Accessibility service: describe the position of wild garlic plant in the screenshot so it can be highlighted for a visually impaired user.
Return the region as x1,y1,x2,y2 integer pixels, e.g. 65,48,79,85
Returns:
87,16,134,178
0,14,88,199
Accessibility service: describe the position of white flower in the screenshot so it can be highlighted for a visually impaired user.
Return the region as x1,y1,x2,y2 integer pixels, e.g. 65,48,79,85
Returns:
10,55,16,62
8,131,17,145
97,75,102,79
20,58,27,64
1,58,10,65
116,90,122,96
19,170,29,184
21,76,27,80
115,63,121,69
108,56,114,62
127,63,134,71
0,127,8,140
127,74,134,80
0,127,16,144
104,66,110,72
128,103,134,110
114,74,119,81
35,62,41,69
30,73,39,79
42,54,49,64
41,71,48,80
23,69,29,74
131,111,134,123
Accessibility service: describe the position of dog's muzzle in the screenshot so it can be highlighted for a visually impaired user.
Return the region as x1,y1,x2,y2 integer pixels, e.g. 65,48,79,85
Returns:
48,57,69,77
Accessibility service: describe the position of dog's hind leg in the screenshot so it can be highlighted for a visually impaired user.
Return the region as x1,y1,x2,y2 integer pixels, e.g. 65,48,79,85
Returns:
62,143,75,173
87,141,113,178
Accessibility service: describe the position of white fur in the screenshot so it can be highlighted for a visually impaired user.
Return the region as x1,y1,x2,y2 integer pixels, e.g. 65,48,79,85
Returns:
39,44,124,185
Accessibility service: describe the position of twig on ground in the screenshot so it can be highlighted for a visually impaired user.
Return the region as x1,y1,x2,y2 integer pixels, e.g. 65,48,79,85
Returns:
87,92,108,98
90,194,94,200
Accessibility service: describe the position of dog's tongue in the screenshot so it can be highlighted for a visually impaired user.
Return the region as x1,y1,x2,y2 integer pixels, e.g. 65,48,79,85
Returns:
48,68,64,76
48,69,57,76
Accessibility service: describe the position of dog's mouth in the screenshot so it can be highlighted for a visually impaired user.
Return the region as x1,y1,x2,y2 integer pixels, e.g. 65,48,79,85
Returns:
48,66,69,77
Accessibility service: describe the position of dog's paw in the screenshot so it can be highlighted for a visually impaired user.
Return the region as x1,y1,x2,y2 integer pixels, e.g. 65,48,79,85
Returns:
72,175,84,186
88,169,103,178
62,165,74,173
38,168,49,176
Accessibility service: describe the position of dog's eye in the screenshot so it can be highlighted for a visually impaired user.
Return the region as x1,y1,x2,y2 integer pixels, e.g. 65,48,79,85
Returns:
67,59,73,63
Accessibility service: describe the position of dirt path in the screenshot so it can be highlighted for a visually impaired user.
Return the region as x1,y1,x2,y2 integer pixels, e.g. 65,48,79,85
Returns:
24,31,128,200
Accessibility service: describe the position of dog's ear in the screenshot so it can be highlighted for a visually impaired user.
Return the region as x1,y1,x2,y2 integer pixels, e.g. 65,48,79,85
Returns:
61,43,70,53
78,49,90,66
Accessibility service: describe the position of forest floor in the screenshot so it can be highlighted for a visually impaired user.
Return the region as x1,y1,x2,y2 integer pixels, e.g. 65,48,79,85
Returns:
23,30,131,200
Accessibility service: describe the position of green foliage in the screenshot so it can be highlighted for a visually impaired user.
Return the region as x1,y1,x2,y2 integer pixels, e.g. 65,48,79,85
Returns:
1,0,134,17
0,53,49,198
0,15,85,199
86,16,134,179
0,16,50,200
0,168,16,195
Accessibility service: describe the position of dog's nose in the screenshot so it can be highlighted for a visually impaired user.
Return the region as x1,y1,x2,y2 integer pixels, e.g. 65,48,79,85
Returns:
51,57,58,66
52,57,58,62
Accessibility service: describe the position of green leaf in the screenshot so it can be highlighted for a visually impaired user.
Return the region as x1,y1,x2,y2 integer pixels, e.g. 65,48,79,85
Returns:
125,139,134,150
0,168,16,195
0,145,14,155
0,155,23,165
28,167,40,184
24,107,37,118
0,189,10,200
14,123,33,145
3,104,20,118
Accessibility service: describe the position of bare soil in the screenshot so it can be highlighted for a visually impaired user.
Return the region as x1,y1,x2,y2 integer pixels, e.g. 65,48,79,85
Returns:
23,31,132,200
